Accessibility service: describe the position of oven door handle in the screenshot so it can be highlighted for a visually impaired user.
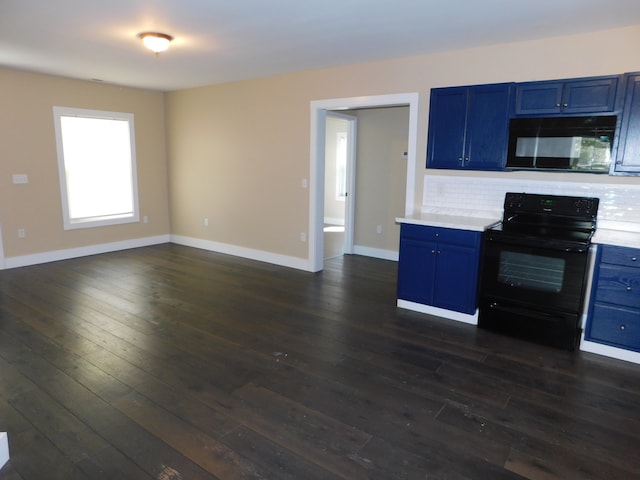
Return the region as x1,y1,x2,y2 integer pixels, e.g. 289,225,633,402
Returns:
484,235,589,253
486,301,573,321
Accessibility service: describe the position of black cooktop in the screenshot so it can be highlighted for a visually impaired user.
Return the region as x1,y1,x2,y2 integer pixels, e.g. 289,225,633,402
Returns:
485,192,599,250
487,220,595,245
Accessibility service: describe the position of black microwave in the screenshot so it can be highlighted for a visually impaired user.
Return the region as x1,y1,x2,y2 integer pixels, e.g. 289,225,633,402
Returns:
506,115,617,173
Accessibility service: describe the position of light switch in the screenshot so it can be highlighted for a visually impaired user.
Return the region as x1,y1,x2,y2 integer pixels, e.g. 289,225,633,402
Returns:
12,174,28,184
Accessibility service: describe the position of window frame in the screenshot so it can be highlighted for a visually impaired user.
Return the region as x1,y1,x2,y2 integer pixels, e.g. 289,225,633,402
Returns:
53,106,140,230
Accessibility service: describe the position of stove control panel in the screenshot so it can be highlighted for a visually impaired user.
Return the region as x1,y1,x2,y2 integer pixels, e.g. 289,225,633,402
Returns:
504,192,599,219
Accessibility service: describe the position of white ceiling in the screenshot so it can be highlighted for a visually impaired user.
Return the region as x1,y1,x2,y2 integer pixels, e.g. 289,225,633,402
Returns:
2,0,640,92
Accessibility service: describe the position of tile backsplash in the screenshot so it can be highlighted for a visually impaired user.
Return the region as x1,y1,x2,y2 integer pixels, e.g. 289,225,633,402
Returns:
422,175,640,231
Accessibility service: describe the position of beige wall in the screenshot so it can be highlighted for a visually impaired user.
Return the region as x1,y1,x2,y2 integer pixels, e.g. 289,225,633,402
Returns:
166,25,640,262
0,69,169,259
3,24,640,265
353,107,408,252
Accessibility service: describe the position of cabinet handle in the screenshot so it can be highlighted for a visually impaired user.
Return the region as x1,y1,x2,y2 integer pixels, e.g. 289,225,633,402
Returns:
555,103,561,107
620,325,626,331
631,257,638,262
627,286,633,292
431,249,436,254
563,103,568,107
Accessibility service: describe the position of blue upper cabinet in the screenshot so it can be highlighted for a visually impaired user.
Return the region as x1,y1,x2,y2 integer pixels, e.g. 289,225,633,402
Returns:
427,83,513,170
514,76,620,115
612,72,640,174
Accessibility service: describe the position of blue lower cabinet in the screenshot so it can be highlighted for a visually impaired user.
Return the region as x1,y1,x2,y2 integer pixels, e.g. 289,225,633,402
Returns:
397,224,481,315
586,244,640,352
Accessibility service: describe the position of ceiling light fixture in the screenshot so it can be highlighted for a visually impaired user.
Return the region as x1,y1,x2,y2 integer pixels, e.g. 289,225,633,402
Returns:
138,32,173,54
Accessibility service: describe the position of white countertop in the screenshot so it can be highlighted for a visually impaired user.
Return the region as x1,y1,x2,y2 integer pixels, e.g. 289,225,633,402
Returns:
593,229,640,249
592,219,640,248
397,211,640,247
396,212,500,232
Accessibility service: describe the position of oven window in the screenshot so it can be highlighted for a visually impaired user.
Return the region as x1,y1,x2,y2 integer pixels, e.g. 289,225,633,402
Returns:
498,251,565,293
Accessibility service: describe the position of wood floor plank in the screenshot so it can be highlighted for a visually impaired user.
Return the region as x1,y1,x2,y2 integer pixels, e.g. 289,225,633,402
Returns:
435,400,638,480
9,388,108,464
74,446,156,480
111,389,263,480
503,396,640,475
0,328,218,479
0,461,25,480
230,382,374,480
221,425,344,480
504,445,640,480
8,429,90,480
1,244,639,479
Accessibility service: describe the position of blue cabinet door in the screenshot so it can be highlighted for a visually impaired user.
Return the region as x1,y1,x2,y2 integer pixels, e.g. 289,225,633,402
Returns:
426,87,468,169
397,224,481,315
563,77,619,113
514,82,563,115
427,83,512,170
433,242,479,314
613,73,640,173
465,84,512,170
515,76,619,115
397,236,436,305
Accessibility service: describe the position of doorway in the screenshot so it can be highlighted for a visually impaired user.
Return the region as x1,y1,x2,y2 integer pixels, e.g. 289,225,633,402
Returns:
309,93,419,272
324,112,356,260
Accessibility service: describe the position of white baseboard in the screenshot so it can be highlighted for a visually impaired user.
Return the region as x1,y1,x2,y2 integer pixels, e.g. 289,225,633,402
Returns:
0,432,8,469
170,235,310,271
580,338,640,365
397,299,478,325
2,235,171,269
1,233,398,274
353,245,399,261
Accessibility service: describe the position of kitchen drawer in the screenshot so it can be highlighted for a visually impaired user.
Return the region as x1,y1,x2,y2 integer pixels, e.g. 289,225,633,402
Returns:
594,264,640,309
600,245,640,268
400,223,479,247
589,303,640,351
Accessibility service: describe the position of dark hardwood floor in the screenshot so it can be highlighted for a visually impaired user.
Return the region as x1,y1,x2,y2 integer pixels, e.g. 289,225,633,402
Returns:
0,244,639,479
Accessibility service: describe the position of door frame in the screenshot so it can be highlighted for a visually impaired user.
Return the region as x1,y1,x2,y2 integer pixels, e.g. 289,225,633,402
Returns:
309,92,419,272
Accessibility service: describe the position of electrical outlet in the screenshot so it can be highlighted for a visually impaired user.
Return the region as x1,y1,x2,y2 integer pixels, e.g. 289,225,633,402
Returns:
12,174,28,184
204,218,209,227
18,228,25,238
300,232,306,242
143,215,149,223
376,225,383,234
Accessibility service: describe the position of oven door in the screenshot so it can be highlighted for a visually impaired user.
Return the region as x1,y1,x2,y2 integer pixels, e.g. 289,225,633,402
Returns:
479,233,590,314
